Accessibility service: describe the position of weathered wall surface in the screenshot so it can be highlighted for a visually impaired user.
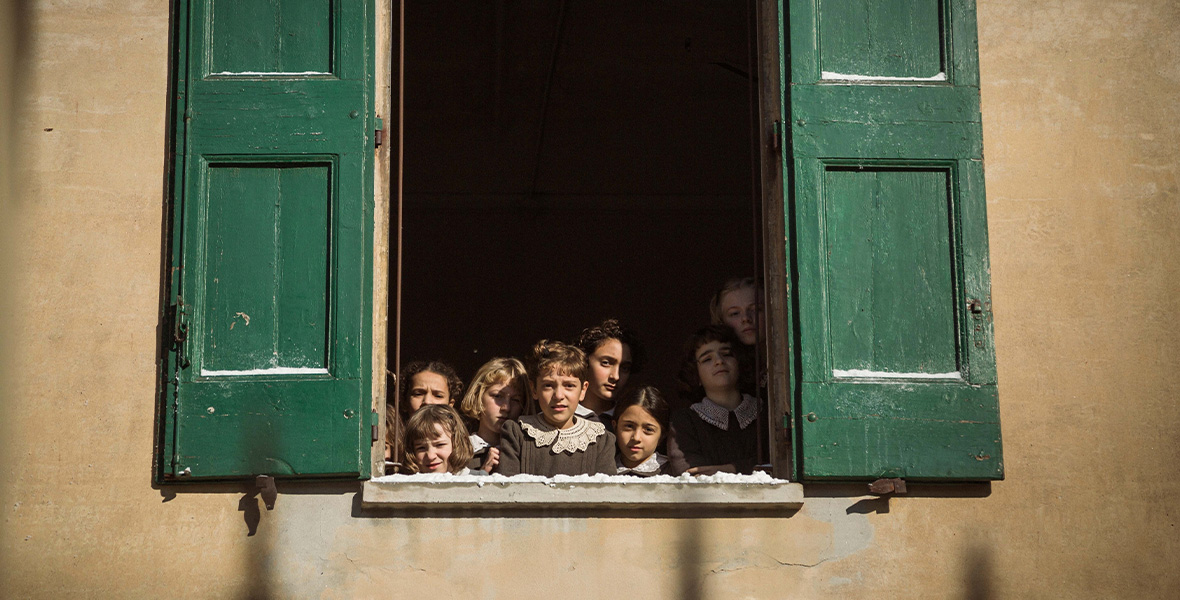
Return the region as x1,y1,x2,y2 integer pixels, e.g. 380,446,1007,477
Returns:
2,0,1178,598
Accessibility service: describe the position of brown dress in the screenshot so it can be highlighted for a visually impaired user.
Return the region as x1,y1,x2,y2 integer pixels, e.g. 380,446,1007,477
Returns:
496,415,617,477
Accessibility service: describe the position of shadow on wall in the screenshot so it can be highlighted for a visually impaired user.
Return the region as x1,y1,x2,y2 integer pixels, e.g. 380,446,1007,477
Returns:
239,485,276,600
233,389,285,598
159,478,359,599
0,0,32,597
678,517,705,600
963,542,994,600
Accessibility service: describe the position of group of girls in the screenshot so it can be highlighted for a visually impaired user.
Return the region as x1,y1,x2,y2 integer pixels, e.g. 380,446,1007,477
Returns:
385,277,766,478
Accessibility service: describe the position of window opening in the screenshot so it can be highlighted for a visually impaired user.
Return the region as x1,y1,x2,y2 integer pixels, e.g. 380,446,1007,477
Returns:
390,1,774,476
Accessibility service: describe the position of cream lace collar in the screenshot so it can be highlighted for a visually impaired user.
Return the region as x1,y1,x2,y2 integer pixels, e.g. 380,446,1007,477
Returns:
690,394,761,430
469,434,490,454
616,452,667,475
519,415,607,455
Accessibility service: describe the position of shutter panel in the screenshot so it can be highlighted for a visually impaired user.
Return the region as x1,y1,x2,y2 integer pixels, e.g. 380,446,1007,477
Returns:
787,0,1002,480
163,0,374,479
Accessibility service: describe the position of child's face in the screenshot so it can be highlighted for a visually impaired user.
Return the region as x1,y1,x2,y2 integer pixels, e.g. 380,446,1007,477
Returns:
529,368,588,430
412,424,453,473
695,340,739,394
720,287,759,345
586,338,632,403
615,404,662,468
407,371,451,412
479,380,523,434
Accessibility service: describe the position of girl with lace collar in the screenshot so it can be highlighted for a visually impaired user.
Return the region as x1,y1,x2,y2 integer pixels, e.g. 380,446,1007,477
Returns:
458,358,527,473
496,340,616,477
615,386,677,477
666,326,767,475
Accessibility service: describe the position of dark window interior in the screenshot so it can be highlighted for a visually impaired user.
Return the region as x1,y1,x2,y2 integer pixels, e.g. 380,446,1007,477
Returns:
397,1,759,399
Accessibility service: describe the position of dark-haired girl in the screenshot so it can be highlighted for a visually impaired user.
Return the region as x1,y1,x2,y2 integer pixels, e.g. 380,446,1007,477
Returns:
575,318,645,423
667,326,765,475
614,386,677,476
385,360,464,474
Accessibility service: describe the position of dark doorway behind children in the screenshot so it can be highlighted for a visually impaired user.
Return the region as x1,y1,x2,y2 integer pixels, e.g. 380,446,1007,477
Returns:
396,1,758,400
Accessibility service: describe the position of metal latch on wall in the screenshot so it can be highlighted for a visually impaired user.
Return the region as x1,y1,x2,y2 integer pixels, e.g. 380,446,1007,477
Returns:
256,475,277,510
868,478,907,495
374,117,384,148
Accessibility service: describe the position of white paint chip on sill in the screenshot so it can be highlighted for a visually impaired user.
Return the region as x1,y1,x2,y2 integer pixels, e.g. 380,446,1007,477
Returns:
200,367,329,377
832,369,961,380
363,472,804,510
821,71,947,82
371,471,787,485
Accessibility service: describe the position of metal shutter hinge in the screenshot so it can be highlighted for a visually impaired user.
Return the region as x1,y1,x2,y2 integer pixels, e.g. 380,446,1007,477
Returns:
170,299,190,369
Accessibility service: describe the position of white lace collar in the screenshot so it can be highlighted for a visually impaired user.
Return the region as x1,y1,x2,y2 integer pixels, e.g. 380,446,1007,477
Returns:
519,415,606,455
616,452,667,475
469,434,489,454
690,394,761,430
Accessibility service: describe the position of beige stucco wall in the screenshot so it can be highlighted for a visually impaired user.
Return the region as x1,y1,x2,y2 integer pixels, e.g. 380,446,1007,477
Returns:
2,0,1178,598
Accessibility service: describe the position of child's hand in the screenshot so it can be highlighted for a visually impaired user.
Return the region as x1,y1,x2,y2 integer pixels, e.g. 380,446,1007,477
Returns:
686,464,736,476
481,447,501,473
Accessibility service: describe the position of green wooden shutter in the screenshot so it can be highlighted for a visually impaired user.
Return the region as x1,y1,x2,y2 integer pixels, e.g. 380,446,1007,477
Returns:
786,0,1002,480
162,0,374,480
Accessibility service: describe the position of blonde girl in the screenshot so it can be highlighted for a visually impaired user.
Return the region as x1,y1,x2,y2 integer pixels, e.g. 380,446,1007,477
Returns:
458,357,528,472
709,277,762,346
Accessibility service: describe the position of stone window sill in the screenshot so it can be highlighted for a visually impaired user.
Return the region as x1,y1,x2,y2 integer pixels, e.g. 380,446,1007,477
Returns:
362,477,804,511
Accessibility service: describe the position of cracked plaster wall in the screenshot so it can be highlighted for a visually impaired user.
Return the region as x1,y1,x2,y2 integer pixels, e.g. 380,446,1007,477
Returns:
1,0,1179,598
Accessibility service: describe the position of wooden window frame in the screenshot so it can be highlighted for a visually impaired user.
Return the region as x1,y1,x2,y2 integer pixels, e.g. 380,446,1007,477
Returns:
372,0,799,490
372,0,1001,504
